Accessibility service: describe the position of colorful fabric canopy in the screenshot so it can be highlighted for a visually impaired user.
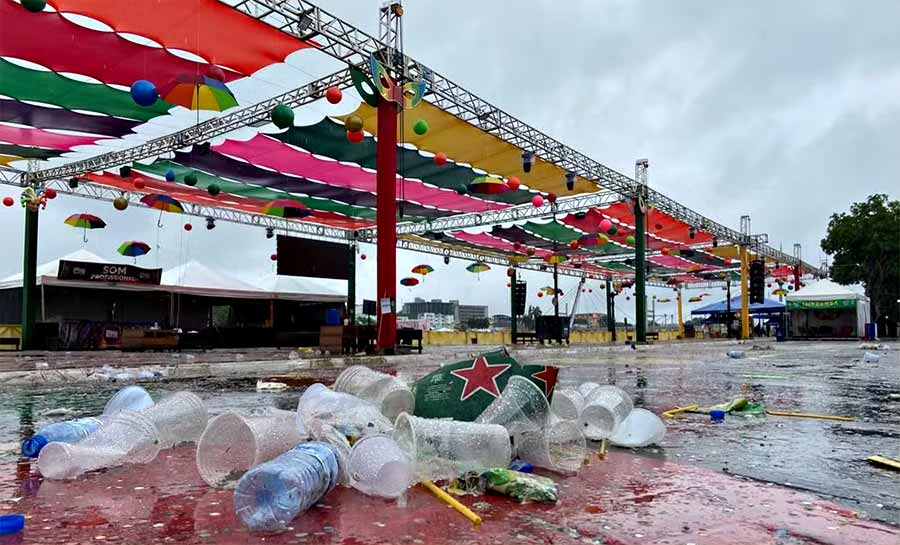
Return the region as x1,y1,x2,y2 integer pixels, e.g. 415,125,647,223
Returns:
0,100,140,137
0,124,110,151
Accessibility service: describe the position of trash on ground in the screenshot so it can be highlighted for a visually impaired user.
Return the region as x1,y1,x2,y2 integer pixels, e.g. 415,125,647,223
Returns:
866,455,900,471
727,350,746,359
482,468,559,503
0,514,25,536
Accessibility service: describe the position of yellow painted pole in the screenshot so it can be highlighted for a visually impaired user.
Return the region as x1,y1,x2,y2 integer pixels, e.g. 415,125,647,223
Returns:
422,480,482,527
739,245,750,339
676,286,684,339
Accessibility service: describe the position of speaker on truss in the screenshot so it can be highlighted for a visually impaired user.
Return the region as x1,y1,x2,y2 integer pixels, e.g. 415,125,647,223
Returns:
512,281,527,316
749,259,765,304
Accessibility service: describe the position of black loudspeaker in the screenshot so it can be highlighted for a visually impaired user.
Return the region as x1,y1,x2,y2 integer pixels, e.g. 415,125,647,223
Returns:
512,281,527,316
362,299,377,316
749,259,765,304
119,166,131,178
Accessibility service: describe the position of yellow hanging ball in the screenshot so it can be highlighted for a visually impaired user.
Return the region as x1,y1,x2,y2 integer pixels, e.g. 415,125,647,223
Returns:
345,115,364,133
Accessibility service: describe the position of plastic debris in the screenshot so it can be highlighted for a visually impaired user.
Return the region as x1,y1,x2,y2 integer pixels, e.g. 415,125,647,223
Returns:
482,468,558,503
347,434,412,498
21,417,103,458
297,383,392,439
863,352,880,363
0,514,25,536
515,417,585,474
140,391,208,449
475,375,550,436
334,366,415,422
609,408,667,447
710,409,726,423
103,385,154,416
727,350,746,359
581,385,632,440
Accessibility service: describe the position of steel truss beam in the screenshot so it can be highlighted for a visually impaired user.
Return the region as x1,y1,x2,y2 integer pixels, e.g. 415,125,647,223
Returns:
29,69,354,184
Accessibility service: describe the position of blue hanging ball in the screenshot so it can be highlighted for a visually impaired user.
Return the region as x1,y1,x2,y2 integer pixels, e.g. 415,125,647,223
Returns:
130,80,158,107
165,168,175,182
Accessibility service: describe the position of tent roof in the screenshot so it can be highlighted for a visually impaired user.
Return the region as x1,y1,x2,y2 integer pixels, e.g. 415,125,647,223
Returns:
786,279,867,302
253,274,346,302
691,295,785,315
0,249,114,289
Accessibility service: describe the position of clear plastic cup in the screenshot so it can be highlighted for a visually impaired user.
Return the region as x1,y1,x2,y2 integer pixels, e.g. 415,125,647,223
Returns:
297,383,392,439
393,412,512,482
334,366,415,422
474,375,549,435
515,417,586,474
347,434,412,498
550,388,584,421
103,385,154,416
609,408,667,448
37,410,160,480
196,409,307,488
584,385,632,430
141,391,208,449
576,382,601,400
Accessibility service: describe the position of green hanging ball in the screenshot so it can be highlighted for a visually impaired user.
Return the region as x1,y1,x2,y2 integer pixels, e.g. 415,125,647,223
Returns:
22,0,46,13
207,184,221,196
345,114,364,133
608,225,618,235
626,235,635,245
456,183,468,195
271,104,294,129
413,119,429,135
184,173,198,187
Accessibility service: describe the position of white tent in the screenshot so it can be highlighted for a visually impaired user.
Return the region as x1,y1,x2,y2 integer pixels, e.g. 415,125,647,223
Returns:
786,279,870,338
0,249,138,291
252,273,346,303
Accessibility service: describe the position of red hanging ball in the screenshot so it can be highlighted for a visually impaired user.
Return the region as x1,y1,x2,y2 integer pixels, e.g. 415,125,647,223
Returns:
347,130,364,144
434,152,447,166
270,254,278,261
547,193,557,204
206,65,226,82
506,268,514,277
184,223,192,231
532,195,544,208
513,241,522,251
537,291,544,298
133,179,145,190
2,196,13,207
507,177,521,191
360,254,367,260
325,86,342,104
569,240,579,250
661,247,670,256
724,258,733,265
506,282,511,287
526,247,536,256
43,188,57,199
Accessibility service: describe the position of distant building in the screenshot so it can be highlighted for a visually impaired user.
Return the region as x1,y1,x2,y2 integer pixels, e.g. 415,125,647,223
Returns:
491,314,512,329
458,304,489,325
400,298,488,326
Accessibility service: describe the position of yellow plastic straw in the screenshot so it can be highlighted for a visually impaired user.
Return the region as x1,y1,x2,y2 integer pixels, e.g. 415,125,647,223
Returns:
662,404,700,419
598,438,607,460
422,480,482,527
766,410,855,422
866,456,900,471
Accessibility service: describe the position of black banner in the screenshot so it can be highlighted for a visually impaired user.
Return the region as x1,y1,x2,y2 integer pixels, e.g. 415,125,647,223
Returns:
57,260,162,285
276,235,350,280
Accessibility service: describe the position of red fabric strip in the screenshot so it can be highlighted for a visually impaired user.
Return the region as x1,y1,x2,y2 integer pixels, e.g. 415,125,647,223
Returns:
0,124,109,150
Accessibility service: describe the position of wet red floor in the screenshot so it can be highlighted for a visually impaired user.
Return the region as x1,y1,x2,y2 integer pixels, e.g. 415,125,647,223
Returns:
1,447,897,545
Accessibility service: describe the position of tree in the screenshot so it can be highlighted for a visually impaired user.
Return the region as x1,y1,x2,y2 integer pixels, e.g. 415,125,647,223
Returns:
821,194,900,337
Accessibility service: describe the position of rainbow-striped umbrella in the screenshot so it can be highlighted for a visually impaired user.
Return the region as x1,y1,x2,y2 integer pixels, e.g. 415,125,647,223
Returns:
160,74,238,111
64,213,106,242
509,255,530,263
117,240,151,263
466,262,491,274
541,286,557,296
579,234,609,247
400,277,420,287
411,264,434,276
262,199,312,218
467,176,509,195
688,296,703,303
140,194,184,213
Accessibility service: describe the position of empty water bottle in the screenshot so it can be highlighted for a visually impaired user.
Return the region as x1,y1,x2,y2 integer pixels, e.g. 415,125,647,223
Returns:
21,417,103,458
727,350,746,359
233,442,340,532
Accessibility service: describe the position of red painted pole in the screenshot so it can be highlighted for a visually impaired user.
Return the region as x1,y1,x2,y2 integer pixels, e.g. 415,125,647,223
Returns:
376,97,398,353
793,265,801,292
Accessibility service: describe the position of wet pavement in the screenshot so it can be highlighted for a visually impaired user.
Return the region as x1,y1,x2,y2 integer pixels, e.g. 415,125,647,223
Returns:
0,340,897,543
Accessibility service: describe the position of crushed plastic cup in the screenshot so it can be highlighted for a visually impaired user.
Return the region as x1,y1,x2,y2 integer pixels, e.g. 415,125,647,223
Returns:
37,410,160,480
393,412,512,482
550,388,584,421
297,383,392,438
609,408,667,448
233,442,340,532
581,385,633,440
863,352,880,363
515,418,585,474
197,409,307,489
334,366,415,421
347,434,412,498
474,375,550,435
140,391,207,449
103,385,154,416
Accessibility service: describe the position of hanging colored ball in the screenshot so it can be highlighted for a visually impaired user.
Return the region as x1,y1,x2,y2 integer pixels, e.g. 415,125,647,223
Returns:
130,80,158,107
184,173,198,186
569,240,579,250
434,152,447,166
589,289,593,293
413,119,429,135
43,188,56,199
767,283,772,288
507,282,511,288
346,130,364,144
626,296,631,301
513,241,522,251
206,64,226,82
133,179,145,190
607,224,618,235
558,290,564,296
527,247,536,256
537,291,544,298
598,233,609,244
22,0,46,13
547,193,557,204
507,268,514,277
3,196,14,207
271,104,295,129
655,223,663,230
113,196,128,210
207,184,221,196
598,219,612,232
582,289,586,293
360,254,367,260
325,86,342,104
507,177,520,191
626,235,635,245
532,195,544,208
270,254,278,261
184,223,192,231
724,258,733,265
788,284,794,290
456,183,468,195
345,114,364,133
165,168,176,182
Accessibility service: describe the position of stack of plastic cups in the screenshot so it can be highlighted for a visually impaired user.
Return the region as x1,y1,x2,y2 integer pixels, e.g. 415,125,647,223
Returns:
196,408,307,488
515,416,586,474
576,382,601,400
233,442,340,532
296,383,393,438
333,366,415,422
550,388,585,421
37,410,161,480
346,434,412,498
393,413,512,482
474,376,550,436
140,391,208,449
609,408,667,448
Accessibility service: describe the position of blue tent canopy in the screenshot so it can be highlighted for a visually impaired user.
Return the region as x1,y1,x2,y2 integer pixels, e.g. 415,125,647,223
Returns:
691,295,785,316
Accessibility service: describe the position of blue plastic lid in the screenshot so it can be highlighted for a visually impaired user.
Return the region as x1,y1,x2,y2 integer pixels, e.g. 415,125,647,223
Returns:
21,434,48,458
510,460,533,473
0,514,25,535
710,409,726,422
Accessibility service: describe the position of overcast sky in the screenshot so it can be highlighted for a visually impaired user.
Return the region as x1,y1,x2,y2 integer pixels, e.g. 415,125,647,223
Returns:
1,0,897,320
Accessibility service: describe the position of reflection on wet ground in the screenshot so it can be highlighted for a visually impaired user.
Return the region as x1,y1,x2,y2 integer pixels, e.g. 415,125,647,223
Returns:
0,340,897,540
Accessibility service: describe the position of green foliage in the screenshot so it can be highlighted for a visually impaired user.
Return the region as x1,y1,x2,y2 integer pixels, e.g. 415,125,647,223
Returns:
821,194,900,325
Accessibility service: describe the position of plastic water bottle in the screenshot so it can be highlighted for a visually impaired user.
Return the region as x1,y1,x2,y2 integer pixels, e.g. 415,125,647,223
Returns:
233,442,340,532
727,350,746,359
21,417,103,458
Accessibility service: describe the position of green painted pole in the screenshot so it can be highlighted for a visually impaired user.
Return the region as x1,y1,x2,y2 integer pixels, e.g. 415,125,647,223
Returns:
21,208,38,350
634,199,647,343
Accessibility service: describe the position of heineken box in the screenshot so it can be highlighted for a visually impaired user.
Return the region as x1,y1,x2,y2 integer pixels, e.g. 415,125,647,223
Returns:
412,349,558,421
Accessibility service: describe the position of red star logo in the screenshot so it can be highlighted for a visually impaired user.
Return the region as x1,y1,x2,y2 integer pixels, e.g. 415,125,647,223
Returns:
530,366,559,397
450,357,511,401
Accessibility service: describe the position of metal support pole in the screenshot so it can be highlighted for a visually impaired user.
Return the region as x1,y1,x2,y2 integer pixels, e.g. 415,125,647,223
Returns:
726,280,733,338
606,278,616,342
553,264,559,317
793,264,801,292
676,286,684,339
347,245,356,326
740,245,750,339
633,205,647,344
510,270,517,344
21,208,38,350
375,97,398,353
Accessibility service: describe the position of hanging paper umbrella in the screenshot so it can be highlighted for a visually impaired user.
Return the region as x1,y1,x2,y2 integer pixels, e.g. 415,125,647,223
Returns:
117,240,151,263
140,193,184,227
411,264,433,282
64,213,106,242
262,199,312,218
688,296,703,303
543,254,568,264
400,277,419,287
159,74,238,111
772,288,787,296
541,286,557,296
657,297,672,303
467,176,509,195
509,255,530,263
466,262,491,274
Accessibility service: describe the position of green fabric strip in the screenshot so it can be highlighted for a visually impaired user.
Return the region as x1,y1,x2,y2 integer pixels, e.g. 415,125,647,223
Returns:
0,143,62,160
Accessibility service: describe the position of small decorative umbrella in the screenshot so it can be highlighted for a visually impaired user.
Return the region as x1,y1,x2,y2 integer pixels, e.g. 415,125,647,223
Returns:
64,213,106,242
117,240,151,263
657,297,672,303
411,264,434,276
400,277,419,287
140,194,184,227
262,199,312,219
543,254,568,264
467,176,509,195
466,262,491,274
509,255,530,263
160,74,238,111
541,286,557,296
688,296,703,303
772,288,788,296
579,234,609,247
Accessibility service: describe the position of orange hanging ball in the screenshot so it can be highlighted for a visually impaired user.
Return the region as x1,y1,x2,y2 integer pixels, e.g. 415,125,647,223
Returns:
569,240,579,250
507,177,521,191
325,86,342,104
434,152,447,166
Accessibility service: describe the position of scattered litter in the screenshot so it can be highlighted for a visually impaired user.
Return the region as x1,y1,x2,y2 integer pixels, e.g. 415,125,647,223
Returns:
866,456,900,471
482,469,559,503
256,380,289,391
40,407,75,417
863,352,880,363
727,350,746,359
0,514,25,535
